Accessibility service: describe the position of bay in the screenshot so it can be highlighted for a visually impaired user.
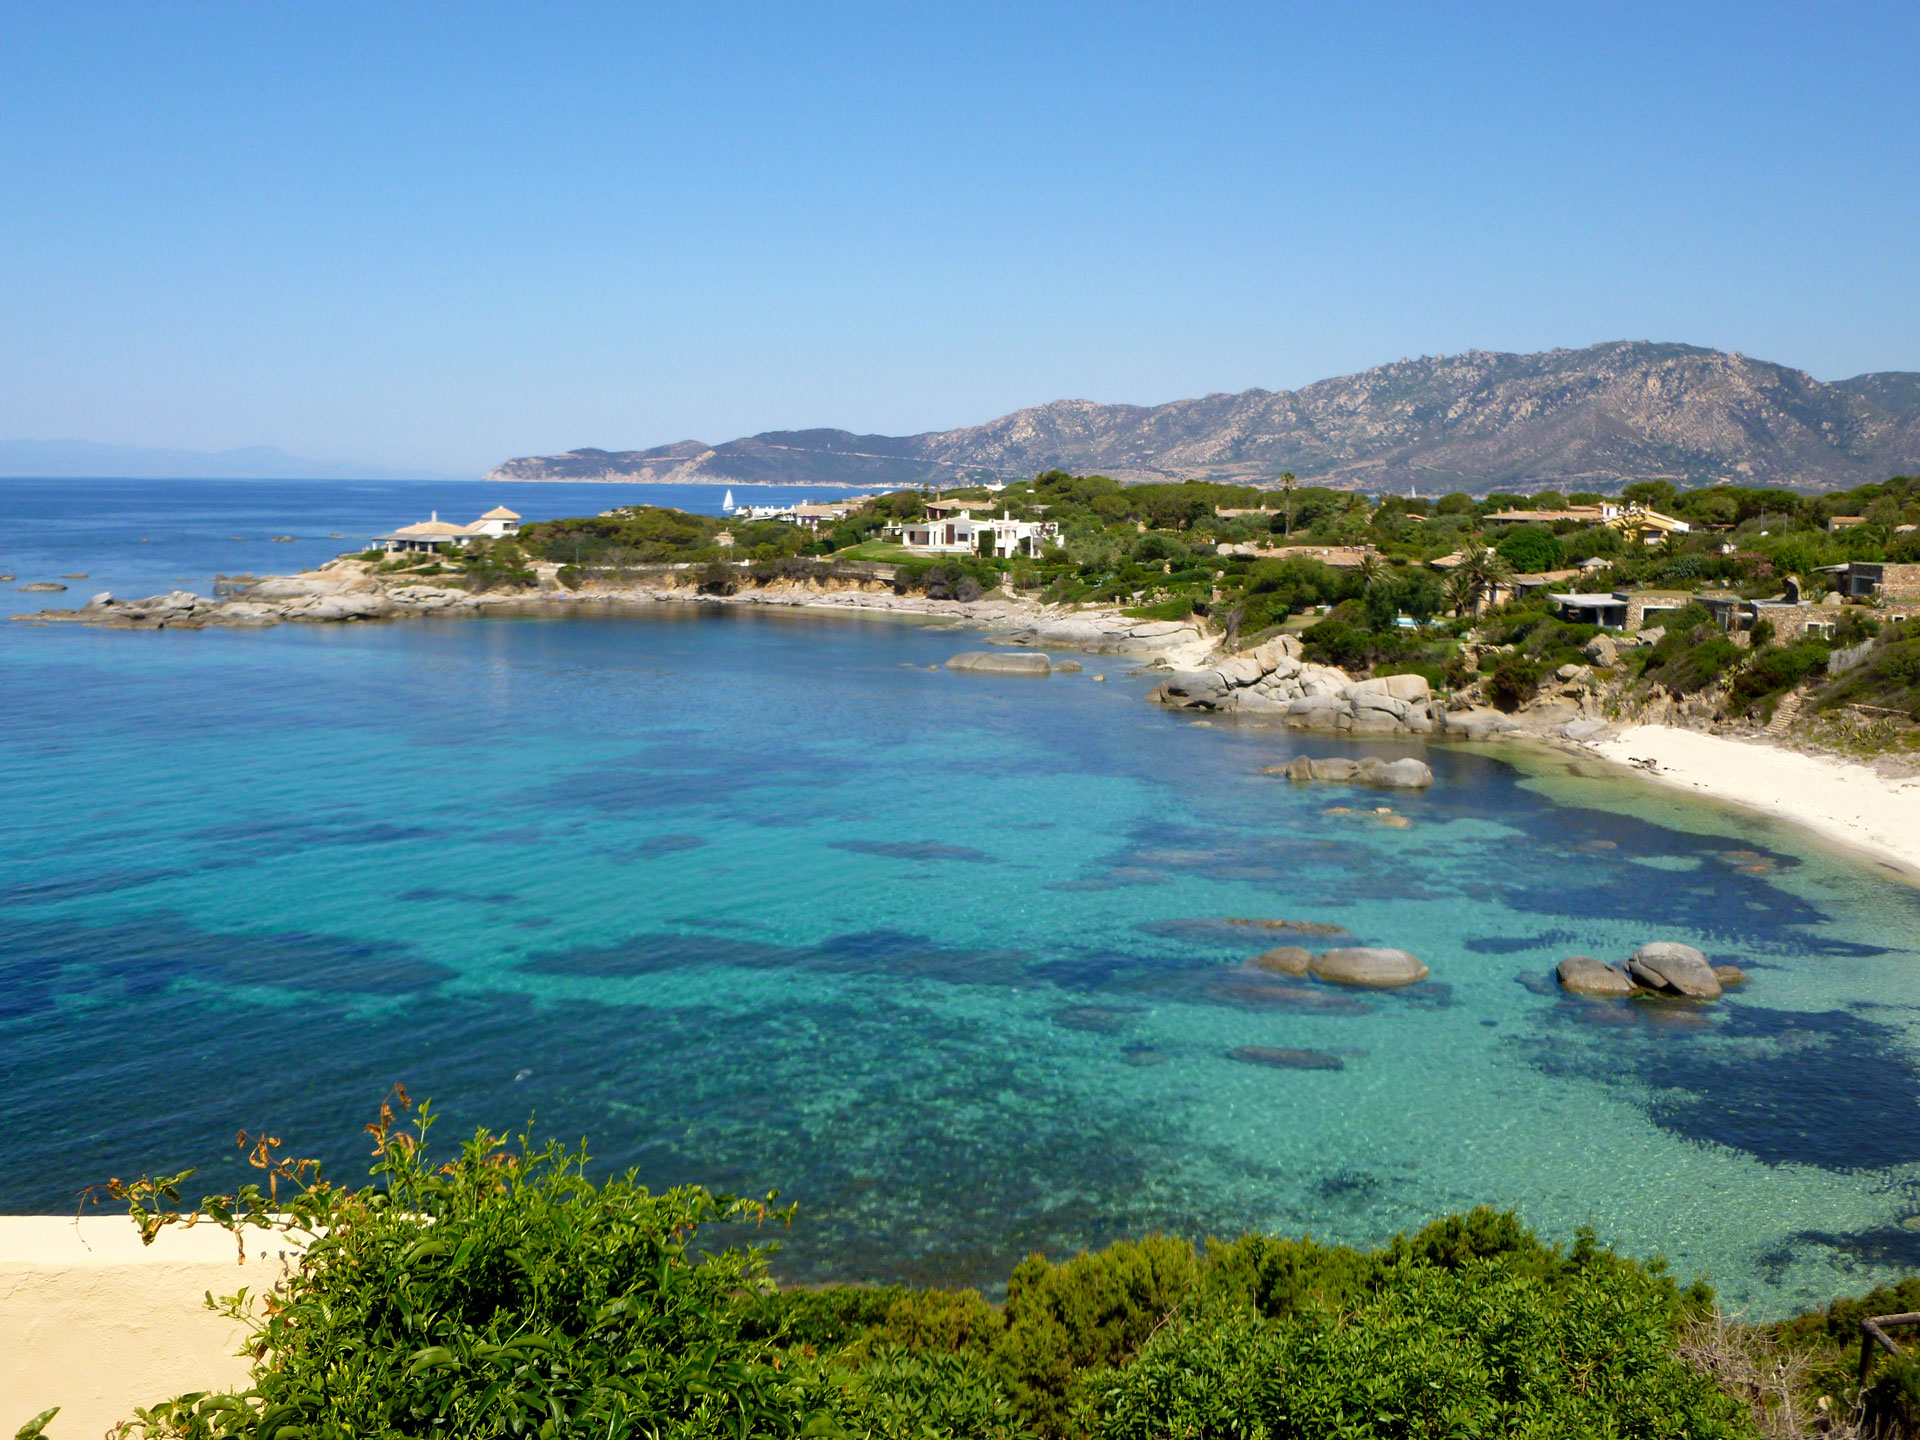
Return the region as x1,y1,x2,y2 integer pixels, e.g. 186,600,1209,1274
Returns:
4,477,1919,1313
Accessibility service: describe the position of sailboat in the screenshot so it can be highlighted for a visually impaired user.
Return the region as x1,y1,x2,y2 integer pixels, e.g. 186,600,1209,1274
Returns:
723,489,735,514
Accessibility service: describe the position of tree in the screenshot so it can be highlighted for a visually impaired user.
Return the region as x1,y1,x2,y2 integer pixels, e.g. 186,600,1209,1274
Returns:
1623,480,1681,511
1444,568,1479,617
1494,526,1563,575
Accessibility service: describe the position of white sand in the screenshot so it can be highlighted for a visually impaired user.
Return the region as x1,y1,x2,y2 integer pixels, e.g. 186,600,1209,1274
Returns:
1592,725,1920,878
0,1216,300,1436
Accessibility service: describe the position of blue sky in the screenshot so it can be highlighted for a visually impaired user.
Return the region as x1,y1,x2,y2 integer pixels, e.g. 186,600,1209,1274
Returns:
3,2,1917,474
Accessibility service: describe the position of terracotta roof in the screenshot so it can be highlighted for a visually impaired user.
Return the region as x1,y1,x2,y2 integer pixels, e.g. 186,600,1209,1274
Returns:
480,506,521,520
391,520,474,537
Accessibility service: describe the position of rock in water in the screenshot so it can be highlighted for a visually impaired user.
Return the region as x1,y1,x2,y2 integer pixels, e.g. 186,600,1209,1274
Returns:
1249,945,1313,976
1310,947,1429,988
1053,660,1083,673
1353,757,1434,789
1712,964,1749,987
1555,956,1637,997
1625,942,1722,999
18,582,66,592
945,651,1051,675
1229,1046,1345,1070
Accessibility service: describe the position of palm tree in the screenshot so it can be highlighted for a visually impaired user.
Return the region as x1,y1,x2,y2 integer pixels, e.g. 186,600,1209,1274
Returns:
1443,568,1479,617
1279,472,1298,537
1460,545,1513,615
1355,550,1388,590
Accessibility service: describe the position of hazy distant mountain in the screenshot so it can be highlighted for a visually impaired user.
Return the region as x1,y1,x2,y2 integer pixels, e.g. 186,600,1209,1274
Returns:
490,342,1920,494
0,438,448,480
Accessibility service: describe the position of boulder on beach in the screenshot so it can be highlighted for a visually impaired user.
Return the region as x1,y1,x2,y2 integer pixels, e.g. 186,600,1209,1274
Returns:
1555,956,1637,997
1310,947,1429,988
1249,945,1313,976
946,651,1051,675
1228,1046,1345,1071
1625,942,1722,1000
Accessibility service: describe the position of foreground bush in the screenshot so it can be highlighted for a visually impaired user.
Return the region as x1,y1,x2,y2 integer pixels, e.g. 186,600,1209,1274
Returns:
95,1095,1809,1439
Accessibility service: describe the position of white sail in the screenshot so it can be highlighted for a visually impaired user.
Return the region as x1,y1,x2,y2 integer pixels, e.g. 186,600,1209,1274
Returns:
723,489,735,512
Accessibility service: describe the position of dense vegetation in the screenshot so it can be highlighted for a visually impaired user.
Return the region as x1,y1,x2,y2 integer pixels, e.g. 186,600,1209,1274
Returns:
60,1095,1920,1440
362,468,1920,739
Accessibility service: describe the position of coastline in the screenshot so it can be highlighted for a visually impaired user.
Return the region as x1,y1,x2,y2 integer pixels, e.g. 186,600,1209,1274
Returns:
1586,724,1920,880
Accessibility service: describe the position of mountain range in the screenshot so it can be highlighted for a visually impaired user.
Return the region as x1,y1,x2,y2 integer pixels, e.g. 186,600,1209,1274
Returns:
488,342,1920,494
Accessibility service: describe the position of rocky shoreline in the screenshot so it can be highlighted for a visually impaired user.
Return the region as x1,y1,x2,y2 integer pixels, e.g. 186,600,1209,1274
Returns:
10,555,1220,665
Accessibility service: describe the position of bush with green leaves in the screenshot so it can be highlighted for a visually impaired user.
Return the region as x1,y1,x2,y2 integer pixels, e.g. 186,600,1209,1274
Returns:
97,1099,1777,1440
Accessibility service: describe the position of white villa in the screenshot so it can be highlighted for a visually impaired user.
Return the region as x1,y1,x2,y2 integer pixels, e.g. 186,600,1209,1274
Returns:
890,508,1060,558
373,506,521,554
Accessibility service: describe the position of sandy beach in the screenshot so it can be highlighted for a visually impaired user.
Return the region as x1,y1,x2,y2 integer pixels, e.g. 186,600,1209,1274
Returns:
1591,725,1920,879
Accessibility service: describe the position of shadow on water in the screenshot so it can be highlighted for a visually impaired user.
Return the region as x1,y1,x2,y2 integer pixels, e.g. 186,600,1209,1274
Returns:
1528,1002,1920,1171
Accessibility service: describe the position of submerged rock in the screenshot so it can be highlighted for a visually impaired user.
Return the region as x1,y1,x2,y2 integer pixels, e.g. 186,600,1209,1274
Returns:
1310,947,1429,988
1210,981,1371,1014
1249,945,1313,976
1556,956,1637,997
1626,942,1722,1000
1712,964,1749,987
946,651,1051,675
1053,660,1083,673
1229,1046,1346,1071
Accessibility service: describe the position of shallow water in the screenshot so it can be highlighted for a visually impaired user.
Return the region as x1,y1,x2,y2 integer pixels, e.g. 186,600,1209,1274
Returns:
5,479,1920,1314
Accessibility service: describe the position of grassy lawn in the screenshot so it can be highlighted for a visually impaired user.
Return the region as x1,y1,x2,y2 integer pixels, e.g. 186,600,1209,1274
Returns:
832,539,923,563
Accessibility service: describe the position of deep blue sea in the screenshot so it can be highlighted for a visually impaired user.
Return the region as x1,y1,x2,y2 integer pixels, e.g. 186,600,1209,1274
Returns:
5,477,1920,1313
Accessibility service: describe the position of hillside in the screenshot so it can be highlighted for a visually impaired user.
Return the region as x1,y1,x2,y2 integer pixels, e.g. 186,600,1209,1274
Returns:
489,341,1920,493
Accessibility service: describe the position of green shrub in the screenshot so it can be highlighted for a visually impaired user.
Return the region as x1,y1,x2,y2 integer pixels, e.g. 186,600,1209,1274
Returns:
1084,1254,1746,1440
1123,595,1196,621
1488,652,1544,712
995,1234,1199,1435
1731,639,1829,709
114,1096,815,1440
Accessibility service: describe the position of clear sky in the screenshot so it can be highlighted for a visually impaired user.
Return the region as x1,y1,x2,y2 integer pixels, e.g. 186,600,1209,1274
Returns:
3,2,1918,474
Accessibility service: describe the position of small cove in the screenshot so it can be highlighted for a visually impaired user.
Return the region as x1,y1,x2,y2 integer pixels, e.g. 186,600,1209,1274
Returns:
5,478,1920,1314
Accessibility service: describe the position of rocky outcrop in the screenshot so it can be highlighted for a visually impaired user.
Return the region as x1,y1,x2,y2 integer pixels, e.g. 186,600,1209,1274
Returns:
1309,948,1430,988
1147,636,1443,736
1555,956,1637,997
946,651,1051,675
1626,942,1723,999
1268,755,1433,789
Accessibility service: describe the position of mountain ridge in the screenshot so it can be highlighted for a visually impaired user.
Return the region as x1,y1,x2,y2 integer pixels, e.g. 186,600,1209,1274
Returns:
489,341,1920,493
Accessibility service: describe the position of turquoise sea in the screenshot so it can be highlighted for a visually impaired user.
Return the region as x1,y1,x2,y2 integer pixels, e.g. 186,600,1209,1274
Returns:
5,477,1920,1314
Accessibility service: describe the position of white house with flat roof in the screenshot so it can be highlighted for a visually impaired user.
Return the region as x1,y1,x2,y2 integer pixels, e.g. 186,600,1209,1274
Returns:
890,509,1059,558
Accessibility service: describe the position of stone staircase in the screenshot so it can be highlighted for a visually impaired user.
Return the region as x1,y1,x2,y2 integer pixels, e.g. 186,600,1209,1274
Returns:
1764,687,1807,737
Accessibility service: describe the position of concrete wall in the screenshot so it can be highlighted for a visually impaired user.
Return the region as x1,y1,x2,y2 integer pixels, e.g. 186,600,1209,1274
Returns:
1,1217,298,1436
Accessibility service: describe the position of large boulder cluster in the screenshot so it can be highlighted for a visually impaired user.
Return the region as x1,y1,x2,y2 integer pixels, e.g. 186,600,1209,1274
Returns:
1556,943,1747,1002
1147,636,1440,735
